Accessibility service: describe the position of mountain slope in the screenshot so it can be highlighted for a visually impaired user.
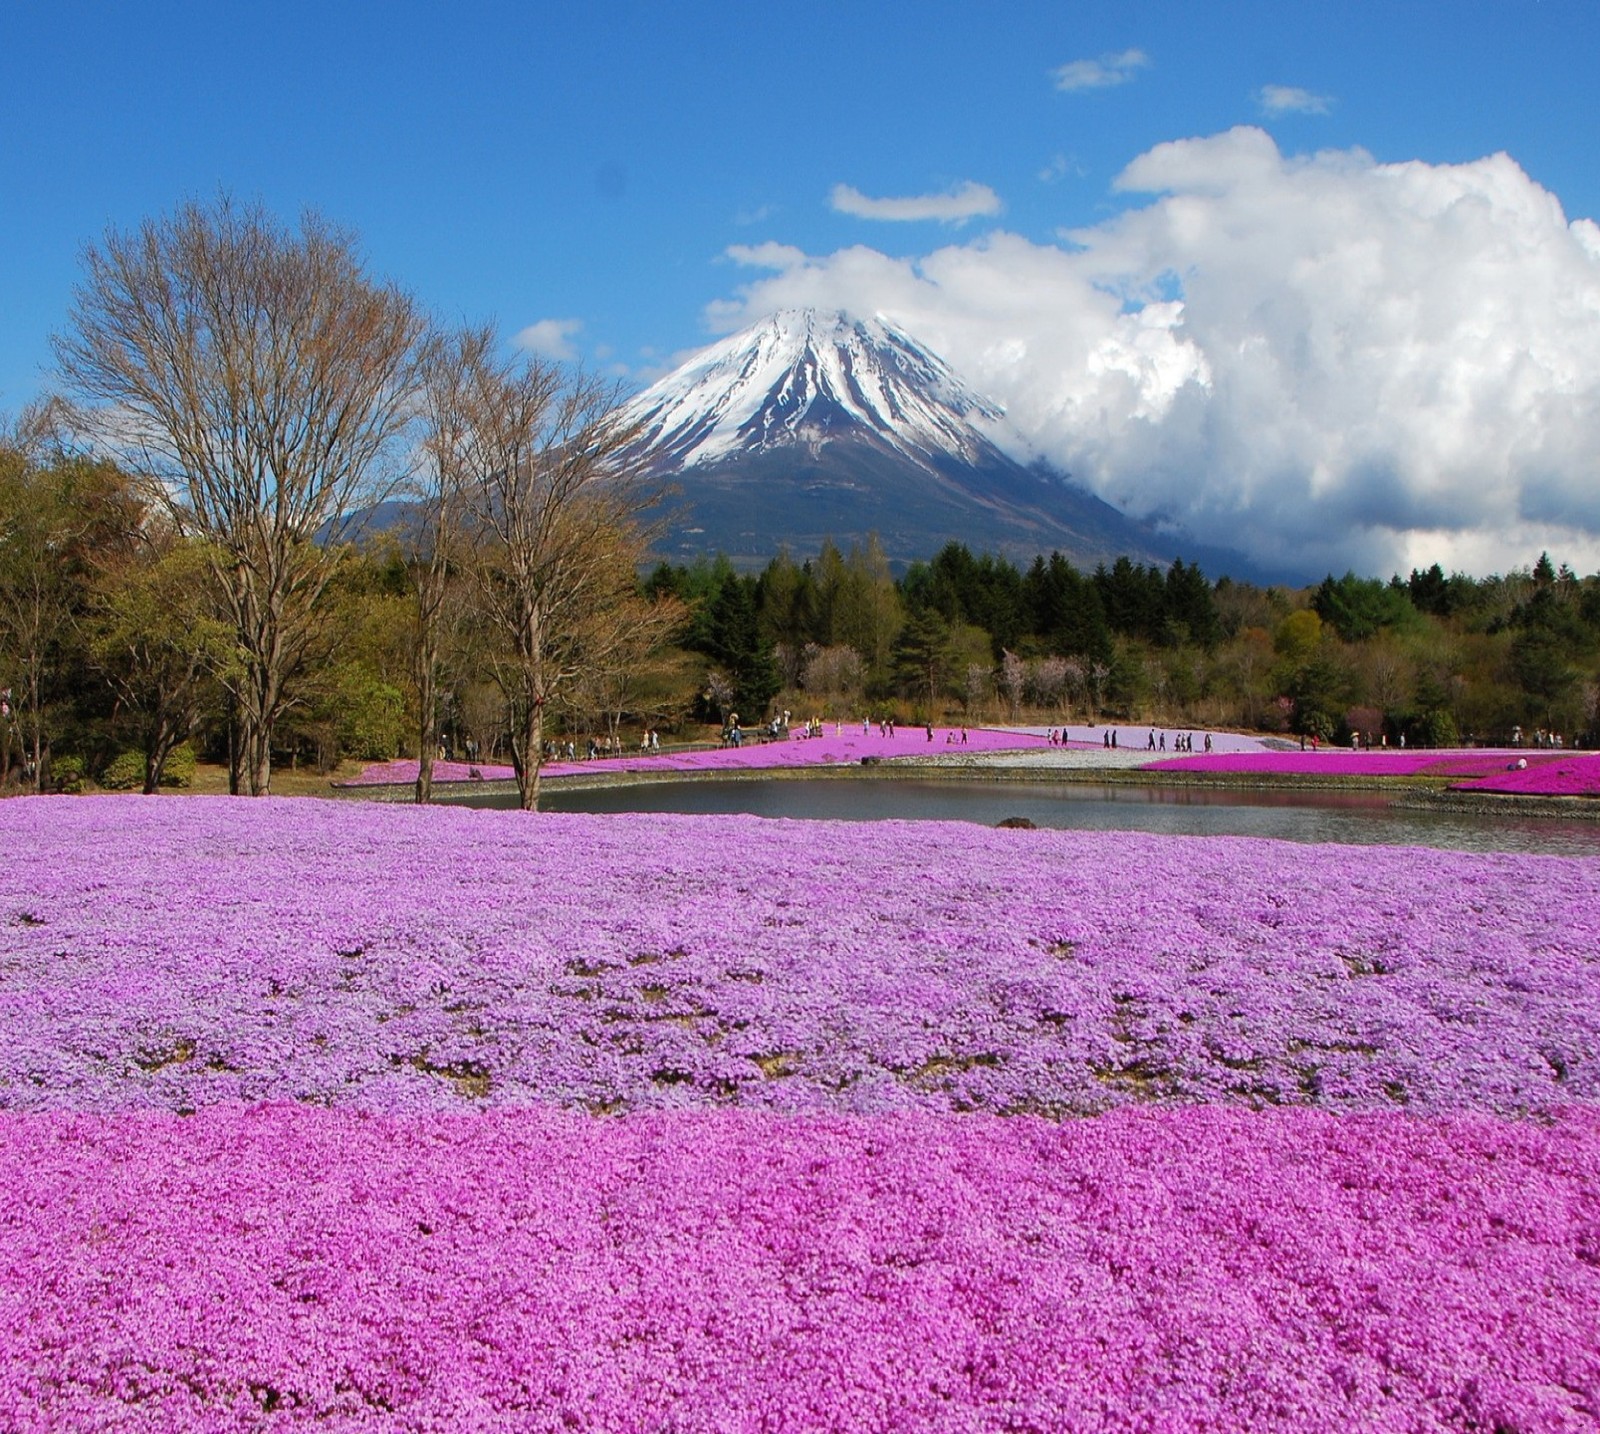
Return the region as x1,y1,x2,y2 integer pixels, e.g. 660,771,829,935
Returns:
625,310,1199,570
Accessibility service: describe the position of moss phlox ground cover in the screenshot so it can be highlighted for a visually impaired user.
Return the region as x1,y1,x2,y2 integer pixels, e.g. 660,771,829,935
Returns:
343,725,1051,788
2,798,1595,1118
3,1103,1596,1431
1454,753,1600,796
1150,747,1600,796
1,796,1596,1429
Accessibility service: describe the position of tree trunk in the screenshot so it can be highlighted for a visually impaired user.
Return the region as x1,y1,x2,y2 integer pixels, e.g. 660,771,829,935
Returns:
511,695,543,811
27,678,42,794
239,716,272,797
141,715,184,795
415,638,438,805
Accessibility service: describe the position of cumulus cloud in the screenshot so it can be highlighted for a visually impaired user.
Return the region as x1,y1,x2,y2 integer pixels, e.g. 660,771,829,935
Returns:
513,318,582,361
704,128,1600,578
1052,49,1149,92
1258,84,1332,115
829,181,1002,223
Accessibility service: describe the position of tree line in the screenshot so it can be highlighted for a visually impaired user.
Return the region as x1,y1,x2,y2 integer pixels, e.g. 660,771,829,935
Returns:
646,544,1600,750
7,423,1598,808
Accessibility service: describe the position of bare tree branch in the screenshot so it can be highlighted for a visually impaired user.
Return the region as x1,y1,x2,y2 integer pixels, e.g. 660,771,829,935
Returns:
54,196,425,793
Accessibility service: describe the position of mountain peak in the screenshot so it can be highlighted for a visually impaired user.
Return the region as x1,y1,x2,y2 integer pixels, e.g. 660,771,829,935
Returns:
622,307,1010,474
624,308,1218,573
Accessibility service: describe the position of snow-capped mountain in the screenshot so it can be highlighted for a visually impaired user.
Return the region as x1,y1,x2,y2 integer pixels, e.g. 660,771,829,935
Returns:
626,309,1237,572
622,309,1018,477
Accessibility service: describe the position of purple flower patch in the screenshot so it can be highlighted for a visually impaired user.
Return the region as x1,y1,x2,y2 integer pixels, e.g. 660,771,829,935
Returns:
4,795,1597,1428
1146,749,1560,778
0,797,1595,1119
1453,754,1600,797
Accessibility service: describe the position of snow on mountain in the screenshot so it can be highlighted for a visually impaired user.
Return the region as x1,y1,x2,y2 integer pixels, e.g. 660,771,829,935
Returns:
621,309,1020,474
616,308,1265,577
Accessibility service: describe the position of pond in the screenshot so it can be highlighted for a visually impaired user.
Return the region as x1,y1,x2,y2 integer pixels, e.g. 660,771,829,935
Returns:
443,775,1600,857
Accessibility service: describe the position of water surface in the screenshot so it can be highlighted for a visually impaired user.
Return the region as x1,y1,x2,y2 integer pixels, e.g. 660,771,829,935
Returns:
445,776,1600,856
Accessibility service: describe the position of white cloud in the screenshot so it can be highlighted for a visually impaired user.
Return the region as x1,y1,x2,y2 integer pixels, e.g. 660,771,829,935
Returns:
829,181,1002,224
1052,49,1149,93
513,318,582,361
1258,84,1332,116
1038,153,1085,184
705,128,1600,578
725,241,809,270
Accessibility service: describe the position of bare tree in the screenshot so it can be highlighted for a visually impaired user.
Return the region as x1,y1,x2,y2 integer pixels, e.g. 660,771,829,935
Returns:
54,196,425,795
1364,636,1414,716
450,336,663,810
1061,657,1086,721
964,662,991,717
1089,660,1111,718
800,643,865,704
567,588,689,748
408,326,484,803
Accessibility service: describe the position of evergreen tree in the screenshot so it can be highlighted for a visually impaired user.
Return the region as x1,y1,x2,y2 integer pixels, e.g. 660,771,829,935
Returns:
704,574,780,718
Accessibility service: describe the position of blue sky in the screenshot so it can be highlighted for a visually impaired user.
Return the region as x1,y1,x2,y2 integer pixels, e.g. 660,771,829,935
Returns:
5,1,1600,575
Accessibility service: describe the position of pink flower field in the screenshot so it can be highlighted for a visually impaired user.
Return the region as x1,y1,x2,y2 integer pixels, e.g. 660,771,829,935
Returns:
0,795,1596,1429
1453,753,1600,797
4,1103,1596,1432
342,726,1051,788
1149,747,1600,796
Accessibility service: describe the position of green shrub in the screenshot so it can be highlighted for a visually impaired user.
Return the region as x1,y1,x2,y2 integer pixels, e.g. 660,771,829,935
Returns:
335,673,406,761
99,750,148,792
158,742,197,788
51,755,86,795
1415,709,1459,749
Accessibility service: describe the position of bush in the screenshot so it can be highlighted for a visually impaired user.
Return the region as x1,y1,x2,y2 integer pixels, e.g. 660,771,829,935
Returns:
333,669,406,761
158,743,197,788
51,755,86,795
1414,709,1460,749
99,750,148,792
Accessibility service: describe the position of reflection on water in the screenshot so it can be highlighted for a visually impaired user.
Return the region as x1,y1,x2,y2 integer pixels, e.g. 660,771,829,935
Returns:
445,776,1600,857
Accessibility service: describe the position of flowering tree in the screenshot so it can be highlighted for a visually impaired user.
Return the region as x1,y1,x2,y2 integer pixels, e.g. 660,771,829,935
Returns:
1027,655,1070,716
998,649,1026,720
